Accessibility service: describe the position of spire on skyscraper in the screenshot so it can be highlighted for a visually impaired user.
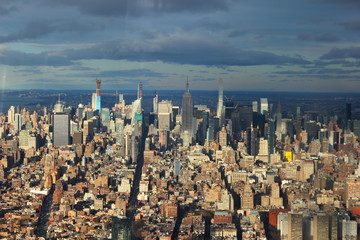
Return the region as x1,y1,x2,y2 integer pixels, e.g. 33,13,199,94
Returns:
96,79,101,96
276,100,281,114
138,82,143,99
54,93,64,113
186,76,189,92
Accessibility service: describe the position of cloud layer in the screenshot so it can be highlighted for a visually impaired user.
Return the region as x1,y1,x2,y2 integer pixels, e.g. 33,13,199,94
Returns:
51,0,229,16
0,0,359,91
61,36,309,67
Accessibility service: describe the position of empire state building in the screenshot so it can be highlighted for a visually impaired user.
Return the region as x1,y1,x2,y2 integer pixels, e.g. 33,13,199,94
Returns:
181,79,193,145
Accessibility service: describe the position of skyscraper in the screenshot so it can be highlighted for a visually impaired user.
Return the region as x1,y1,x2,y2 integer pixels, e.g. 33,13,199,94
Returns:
115,118,125,146
54,94,64,113
260,98,268,116
313,213,331,240
216,79,224,124
238,105,253,131
218,125,227,148
241,184,254,209
339,219,357,240
131,99,142,124
7,106,15,124
52,97,70,146
346,103,352,129
96,79,101,111
138,82,143,99
158,100,173,131
14,113,22,131
252,101,258,113
268,119,275,155
181,79,193,144
288,213,303,240
91,93,96,110
153,90,158,114
250,126,259,156
346,103,352,121
275,101,282,138
53,113,70,146
353,120,360,139
174,158,182,176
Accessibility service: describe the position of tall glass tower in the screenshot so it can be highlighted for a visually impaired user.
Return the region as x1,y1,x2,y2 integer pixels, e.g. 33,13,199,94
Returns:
96,79,101,111
216,79,224,124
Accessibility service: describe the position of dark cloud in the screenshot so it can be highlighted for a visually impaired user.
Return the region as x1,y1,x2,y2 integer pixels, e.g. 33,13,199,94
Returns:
96,69,167,78
321,47,360,59
0,20,101,43
310,59,360,68
0,49,72,66
55,69,167,79
48,0,229,17
62,36,310,67
105,79,151,84
339,20,360,31
20,79,87,90
192,77,216,82
228,29,248,38
185,18,231,32
297,32,341,42
15,65,96,76
15,68,43,74
270,79,309,83
275,68,360,75
284,74,358,80
272,67,360,81
0,21,53,43
65,65,96,71
316,0,360,7
298,18,324,25
0,1,18,15
346,79,360,82
28,79,74,83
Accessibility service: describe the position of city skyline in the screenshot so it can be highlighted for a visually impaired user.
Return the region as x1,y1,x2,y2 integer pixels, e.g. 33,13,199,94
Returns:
0,0,360,92
0,76,360,239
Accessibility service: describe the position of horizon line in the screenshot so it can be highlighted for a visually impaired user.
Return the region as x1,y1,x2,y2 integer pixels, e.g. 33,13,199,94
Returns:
1,88,360,94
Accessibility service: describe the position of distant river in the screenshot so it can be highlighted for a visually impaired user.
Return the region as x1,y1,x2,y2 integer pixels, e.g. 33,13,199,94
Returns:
0,93,46,113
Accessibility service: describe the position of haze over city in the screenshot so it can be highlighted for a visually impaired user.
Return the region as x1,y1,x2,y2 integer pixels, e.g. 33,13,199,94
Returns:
0,0,359,91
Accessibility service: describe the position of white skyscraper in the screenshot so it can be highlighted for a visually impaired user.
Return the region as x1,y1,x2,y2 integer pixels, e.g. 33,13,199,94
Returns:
260,98,268,115
252,101,258,113
216,79,224,124
153,91,158,114
158,100,173,131
7,106,15,123
131,99,142,124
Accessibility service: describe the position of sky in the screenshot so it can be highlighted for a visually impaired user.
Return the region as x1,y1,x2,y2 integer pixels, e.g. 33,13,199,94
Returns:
0,0,360,92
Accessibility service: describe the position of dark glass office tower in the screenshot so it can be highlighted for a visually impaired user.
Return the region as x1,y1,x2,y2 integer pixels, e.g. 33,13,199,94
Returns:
346,103,351,121
268,119,275,155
